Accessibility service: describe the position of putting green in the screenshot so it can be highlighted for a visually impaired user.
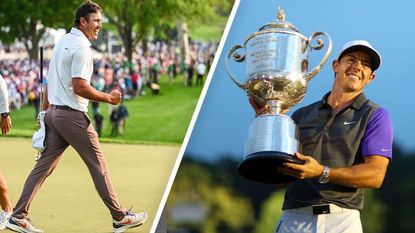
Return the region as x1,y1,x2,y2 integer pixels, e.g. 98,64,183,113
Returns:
0,137,179,232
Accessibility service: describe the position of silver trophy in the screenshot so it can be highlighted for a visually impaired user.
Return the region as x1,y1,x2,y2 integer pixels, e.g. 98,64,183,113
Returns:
225,6,332,183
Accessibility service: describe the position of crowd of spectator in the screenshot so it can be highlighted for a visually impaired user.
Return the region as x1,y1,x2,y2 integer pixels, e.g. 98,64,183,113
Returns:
0,39,216,136
0,58,43,119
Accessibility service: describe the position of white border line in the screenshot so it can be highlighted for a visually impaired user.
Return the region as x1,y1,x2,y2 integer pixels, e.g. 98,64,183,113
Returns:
149,0,241,232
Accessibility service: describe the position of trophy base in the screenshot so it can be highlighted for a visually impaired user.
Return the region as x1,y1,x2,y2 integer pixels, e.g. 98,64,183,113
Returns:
238,151,304,184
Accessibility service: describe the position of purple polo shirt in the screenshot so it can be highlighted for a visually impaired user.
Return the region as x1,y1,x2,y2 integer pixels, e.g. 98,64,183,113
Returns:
361,108,393,159
284,92,393,211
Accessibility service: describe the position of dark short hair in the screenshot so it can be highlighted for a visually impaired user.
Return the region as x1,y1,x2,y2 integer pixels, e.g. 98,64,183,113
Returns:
74,0,102,26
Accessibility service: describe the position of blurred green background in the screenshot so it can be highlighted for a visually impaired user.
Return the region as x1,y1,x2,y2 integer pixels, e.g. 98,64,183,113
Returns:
167,148,414,233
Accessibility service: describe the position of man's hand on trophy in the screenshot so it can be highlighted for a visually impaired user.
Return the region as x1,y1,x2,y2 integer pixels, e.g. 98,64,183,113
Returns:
277,152,324,180
248,94,270,117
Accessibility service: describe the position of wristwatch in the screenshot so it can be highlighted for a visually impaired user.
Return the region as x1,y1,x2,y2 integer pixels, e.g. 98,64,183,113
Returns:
318,165,330,184
1,112,9,118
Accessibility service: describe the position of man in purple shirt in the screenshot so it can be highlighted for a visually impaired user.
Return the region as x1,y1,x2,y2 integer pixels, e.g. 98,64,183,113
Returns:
251,40,393,233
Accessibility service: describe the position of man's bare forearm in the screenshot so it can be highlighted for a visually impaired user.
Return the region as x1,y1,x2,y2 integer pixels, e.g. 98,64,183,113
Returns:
72,78,111,103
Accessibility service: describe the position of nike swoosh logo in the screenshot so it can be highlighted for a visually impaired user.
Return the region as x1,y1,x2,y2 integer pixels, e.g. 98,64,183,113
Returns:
344,121,356,125
121,219,132,225
381,148,390,152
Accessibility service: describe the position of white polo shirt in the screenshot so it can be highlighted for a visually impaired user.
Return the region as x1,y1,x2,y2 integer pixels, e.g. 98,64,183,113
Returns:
0,74,10,113
47,27,93,112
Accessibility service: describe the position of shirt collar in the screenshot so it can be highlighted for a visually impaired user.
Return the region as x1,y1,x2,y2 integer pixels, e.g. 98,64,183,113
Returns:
350,92,368,110
318,92,368,110
317,92,331,109
70,27,92,47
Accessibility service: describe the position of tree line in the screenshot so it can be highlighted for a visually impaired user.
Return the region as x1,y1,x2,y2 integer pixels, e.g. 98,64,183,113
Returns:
0,0,232,61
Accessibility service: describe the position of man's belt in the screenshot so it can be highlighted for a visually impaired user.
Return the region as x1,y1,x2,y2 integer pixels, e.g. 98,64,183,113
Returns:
288,204,348,215
51,105,81,112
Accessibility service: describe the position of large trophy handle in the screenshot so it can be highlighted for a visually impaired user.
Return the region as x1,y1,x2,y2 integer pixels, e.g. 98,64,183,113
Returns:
225,44,246,89
304,32,332,81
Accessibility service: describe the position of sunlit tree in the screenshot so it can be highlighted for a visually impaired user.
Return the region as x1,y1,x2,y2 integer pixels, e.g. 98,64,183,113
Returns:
0,0,79,60
99,0,232,62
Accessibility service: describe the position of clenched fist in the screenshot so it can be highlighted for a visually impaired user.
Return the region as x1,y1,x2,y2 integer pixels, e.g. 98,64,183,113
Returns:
108,90,122,105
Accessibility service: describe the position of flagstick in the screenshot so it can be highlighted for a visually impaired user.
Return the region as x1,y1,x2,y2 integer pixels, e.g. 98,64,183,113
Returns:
35,47,44,161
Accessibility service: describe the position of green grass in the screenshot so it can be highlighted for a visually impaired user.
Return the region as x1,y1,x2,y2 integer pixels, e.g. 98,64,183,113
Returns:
188,15,228,41
8,74,203,144
0,137,179,233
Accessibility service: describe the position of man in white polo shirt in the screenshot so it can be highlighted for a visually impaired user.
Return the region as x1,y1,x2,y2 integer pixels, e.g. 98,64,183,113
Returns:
7,1,147,233
0,74,13,230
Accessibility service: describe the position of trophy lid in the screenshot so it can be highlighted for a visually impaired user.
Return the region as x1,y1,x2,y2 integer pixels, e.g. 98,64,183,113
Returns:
259,6,299,32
